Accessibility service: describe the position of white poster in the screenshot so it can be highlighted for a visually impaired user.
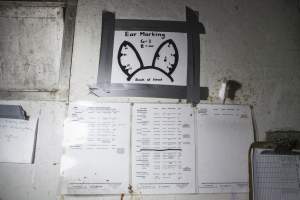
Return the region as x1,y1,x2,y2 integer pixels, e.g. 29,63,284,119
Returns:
111,31,187,86
196,104,254,193
132,104,195,194
60,102,131,194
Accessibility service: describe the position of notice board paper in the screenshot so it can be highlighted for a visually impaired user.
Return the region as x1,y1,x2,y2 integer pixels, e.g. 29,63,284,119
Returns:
0,118,38,163
196,104,254,193
60,103,131,194
253,149,300,200
132,104,195,194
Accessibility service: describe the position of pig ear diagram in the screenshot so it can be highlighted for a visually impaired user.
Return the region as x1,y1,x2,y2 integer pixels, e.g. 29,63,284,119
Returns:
117,39,179,82
152,39,178,77
118,41,144,80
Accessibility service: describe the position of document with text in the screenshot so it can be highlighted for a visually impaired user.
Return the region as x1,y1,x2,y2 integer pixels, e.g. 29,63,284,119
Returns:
132,104,195,194
196,104,254,193
60,102,131,194
253,149,300,200
0,118,38,163
60,103,255,195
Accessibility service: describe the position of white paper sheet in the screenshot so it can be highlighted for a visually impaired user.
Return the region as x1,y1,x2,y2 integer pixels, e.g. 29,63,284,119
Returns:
196,104,254,193
253,149,300,200
132,104,195,194
0,118,38,163
111,31,187,86
60,102,131,194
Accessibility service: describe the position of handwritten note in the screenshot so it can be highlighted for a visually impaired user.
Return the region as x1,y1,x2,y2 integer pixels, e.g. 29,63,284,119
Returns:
132,104,195,194
0,118,38,163
60,102,131,194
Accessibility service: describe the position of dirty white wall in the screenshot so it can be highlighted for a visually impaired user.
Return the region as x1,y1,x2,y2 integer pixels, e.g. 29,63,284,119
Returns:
70,0,300,140
0,0,300,200
0,6,64,91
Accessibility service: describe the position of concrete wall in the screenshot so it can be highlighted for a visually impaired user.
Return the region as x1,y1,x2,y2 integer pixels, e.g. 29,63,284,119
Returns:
0,0,300,199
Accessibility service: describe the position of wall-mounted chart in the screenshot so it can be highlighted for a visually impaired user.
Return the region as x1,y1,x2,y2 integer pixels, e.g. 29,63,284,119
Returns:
60,103,131,194
132,104,195,194
60,103,254,195
111,31,187,86
91,7,206,104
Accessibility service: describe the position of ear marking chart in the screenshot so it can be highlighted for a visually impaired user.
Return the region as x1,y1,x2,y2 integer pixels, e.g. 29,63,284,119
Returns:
111,31,187,86
94,8,206,103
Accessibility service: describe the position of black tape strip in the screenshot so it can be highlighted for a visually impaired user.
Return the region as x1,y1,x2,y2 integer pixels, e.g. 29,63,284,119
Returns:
97,11,115,87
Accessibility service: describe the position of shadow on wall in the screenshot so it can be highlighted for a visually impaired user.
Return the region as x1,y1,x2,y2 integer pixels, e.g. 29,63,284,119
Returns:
227,80,242,100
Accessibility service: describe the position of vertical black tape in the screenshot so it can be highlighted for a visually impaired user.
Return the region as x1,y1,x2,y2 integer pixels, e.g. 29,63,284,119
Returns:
97,11,115,88
186,7,203,105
